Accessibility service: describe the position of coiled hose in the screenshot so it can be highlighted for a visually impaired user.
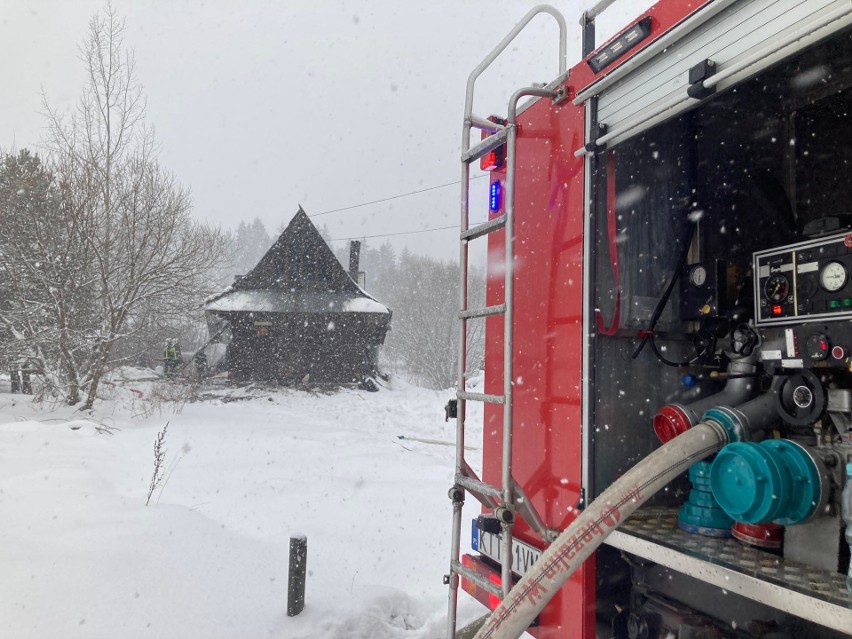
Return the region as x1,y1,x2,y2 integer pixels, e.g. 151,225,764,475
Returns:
473,421,728,639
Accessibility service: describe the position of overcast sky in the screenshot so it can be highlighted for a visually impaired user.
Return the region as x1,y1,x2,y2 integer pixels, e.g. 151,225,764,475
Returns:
1,0,652,262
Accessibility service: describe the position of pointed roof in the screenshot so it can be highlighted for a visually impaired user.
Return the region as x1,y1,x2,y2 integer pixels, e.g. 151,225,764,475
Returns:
235,207,361,294
205,207,390,315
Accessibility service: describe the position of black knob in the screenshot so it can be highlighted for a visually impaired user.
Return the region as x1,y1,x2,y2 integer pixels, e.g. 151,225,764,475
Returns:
627,612,650,639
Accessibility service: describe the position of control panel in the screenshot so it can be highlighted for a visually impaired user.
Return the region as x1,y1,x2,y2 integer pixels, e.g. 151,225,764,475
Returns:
758,322,852,369
754,232,852,326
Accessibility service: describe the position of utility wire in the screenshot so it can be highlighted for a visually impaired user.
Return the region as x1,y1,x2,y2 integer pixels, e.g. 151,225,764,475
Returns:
329,224,460,242
309,174,489,218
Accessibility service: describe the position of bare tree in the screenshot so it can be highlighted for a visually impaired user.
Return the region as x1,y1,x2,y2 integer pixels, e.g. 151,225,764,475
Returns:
1,6,226,408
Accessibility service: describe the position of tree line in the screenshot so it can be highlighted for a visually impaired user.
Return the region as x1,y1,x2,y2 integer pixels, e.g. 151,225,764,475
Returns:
0,6,483,404
334,240,486,390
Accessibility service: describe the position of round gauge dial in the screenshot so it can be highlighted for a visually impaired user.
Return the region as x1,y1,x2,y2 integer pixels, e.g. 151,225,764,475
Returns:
819,261,848,292
797,273,818,299
764,273,789,302
688,265,708,287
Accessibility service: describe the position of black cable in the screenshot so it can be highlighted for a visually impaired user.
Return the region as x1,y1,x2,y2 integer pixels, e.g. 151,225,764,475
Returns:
631,216,698,360
328,224,458,242
647,328,716,367
309,175,489,218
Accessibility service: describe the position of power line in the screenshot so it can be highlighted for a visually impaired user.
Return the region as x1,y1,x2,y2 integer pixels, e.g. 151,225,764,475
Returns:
309,174,489,218
329,224,460,242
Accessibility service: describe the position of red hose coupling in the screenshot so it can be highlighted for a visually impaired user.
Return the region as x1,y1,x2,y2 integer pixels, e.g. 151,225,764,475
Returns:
653,404,693,443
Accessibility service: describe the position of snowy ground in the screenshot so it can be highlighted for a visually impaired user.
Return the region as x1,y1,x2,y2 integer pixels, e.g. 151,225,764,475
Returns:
0,371,487,638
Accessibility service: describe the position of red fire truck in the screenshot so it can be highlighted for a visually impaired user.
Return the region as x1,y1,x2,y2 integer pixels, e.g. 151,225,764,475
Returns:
446,1,852,638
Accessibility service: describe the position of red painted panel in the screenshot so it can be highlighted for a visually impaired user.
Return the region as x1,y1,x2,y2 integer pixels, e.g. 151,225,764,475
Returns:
475,3,721,635
482,80,590,638
571,0,716,93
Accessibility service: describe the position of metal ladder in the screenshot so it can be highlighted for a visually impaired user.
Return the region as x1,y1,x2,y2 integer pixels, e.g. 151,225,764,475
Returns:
445,6,567,638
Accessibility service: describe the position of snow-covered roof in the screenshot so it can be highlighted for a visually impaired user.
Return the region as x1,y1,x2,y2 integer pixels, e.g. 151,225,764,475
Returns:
341,297,389,314
235,207,362,295
205,290,389,315
204,207,391,316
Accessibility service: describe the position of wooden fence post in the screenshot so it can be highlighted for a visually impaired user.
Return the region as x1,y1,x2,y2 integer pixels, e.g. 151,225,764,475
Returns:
287,534,307,616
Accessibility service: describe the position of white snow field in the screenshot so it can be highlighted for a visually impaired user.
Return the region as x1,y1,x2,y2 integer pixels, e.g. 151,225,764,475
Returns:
0,372,486,638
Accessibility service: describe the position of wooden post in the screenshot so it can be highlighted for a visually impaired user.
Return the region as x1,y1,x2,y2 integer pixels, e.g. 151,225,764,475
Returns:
287,534,307,616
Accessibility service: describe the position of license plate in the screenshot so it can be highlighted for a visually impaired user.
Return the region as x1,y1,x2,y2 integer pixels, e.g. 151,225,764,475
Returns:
471,519,542,577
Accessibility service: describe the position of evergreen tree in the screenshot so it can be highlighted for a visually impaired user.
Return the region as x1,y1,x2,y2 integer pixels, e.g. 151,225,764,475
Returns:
0,149,97,402
233,217,271,277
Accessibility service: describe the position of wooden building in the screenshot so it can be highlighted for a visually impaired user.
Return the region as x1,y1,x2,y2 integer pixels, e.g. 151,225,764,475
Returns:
204,208,391,383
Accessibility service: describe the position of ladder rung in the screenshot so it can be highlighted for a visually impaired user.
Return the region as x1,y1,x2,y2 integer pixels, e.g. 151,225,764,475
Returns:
452,560,503,598
461,215,506,241
459,462,499,508
462,128,510,164
469,114,507,132
456,474,503,500
460,304,506,320
458,391,505,404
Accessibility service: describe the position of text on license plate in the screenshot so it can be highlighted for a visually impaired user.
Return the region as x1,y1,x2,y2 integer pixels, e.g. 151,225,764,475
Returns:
471,519,542,577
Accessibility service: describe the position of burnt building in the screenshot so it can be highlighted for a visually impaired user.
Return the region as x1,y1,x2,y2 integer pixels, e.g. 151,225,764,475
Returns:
204,207,391,383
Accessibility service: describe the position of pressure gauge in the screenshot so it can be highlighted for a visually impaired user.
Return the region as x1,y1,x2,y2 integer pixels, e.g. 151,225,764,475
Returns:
797,273,818,300
688,265,708,287
819,261,848,292
764,273,789,302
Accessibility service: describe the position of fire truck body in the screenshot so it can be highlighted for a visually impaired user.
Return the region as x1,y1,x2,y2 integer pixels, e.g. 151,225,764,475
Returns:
450,1,852,637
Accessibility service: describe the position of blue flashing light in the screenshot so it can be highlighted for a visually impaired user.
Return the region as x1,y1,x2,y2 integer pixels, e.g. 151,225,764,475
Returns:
489,181,501,212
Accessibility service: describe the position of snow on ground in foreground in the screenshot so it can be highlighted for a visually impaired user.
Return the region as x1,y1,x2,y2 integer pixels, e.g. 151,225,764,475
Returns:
0,374,487,639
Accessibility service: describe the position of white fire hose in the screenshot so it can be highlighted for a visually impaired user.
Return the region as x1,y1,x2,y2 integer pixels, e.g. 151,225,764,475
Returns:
473,421,728,639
